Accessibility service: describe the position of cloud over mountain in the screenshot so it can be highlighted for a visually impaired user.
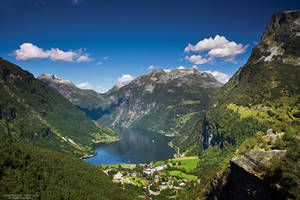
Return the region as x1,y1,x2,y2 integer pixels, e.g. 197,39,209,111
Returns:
76,82,93,89
204,70,231,83
184,35,248,64
185,55,210,64
148,65,156,70
118,74,134,83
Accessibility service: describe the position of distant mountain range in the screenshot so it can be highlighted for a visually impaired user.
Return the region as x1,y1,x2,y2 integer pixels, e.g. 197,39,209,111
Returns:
39,68,223,137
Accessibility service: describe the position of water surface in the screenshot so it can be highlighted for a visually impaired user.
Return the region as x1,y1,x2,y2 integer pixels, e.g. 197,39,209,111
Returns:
84,128,175,165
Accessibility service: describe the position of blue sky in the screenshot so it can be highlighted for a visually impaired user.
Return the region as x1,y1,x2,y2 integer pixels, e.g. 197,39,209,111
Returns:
1,0,299,92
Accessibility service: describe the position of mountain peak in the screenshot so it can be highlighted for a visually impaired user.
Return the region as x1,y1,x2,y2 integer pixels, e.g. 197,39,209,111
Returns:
250,10,300,65
106,83,125,94
130,68,220,88
38,73,74,86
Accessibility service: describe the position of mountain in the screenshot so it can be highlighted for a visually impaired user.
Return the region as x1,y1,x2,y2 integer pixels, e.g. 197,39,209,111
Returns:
194,9,300,150
106,83,125,94
179,10,300,199
100,69,223,136
38,73,109,110
40,69,223,137
0,58,119,158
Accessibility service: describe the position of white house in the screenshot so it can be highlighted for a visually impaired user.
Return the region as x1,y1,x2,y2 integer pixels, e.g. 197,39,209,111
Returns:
113,172,123,180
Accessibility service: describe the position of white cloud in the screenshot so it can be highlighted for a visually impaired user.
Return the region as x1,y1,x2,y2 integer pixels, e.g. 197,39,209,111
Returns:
184,35,248,63
148,65,156,70
192,65,198,69
177,66,185,69
76,82,93,89
96,61,102,65
118,74,134,83
14,43,49,61
185,55,208,65
13,43,92,63
204,70,231,83
47,48,77,62
208,43,247,58
102,56,109,60
76,54,92,62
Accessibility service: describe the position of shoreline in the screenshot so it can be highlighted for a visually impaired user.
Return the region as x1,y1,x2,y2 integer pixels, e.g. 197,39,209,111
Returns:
81,136,121,160
92,136,121,144
168,141,184,158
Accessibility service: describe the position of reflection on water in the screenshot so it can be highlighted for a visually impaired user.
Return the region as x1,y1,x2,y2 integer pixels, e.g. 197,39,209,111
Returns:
84,128,175,165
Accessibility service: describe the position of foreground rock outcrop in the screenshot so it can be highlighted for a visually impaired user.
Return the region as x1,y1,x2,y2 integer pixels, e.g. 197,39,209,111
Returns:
208,150,287,200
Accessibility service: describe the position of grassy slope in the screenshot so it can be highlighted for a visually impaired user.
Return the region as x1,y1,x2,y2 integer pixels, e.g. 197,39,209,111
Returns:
0,58,118,157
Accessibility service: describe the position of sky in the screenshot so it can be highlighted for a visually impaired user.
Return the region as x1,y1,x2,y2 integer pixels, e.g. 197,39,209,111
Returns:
1,0,299,92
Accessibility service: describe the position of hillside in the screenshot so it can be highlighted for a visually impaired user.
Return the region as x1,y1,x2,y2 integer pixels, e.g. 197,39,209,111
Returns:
0,139,141,200
0,58,119,158
176,10,300,199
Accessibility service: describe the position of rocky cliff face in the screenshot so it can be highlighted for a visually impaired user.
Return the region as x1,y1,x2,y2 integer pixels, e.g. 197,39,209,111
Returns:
256,10,300,64
208,150,286,200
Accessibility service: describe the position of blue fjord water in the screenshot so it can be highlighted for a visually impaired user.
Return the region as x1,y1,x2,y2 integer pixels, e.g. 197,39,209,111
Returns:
84,128,175,165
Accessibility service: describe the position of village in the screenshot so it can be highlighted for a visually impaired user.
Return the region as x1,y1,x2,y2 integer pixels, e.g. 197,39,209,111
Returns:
99,156,200,198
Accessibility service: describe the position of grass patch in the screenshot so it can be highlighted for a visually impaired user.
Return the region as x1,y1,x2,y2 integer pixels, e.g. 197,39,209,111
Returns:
171,157,199,173
154,160,165,166
127,177,148,187
168,170,198,180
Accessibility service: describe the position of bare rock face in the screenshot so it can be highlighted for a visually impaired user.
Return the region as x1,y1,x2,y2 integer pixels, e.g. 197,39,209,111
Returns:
208,149,287,200
38,74,75,98
251,10,300,65
106,84,125,94
231,149,286,175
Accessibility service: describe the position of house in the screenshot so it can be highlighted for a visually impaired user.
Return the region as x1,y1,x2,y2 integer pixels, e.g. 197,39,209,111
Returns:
113,172,123,180
154,164,167,171
143,168,155,175
143,164,167,175
159,185,168,190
